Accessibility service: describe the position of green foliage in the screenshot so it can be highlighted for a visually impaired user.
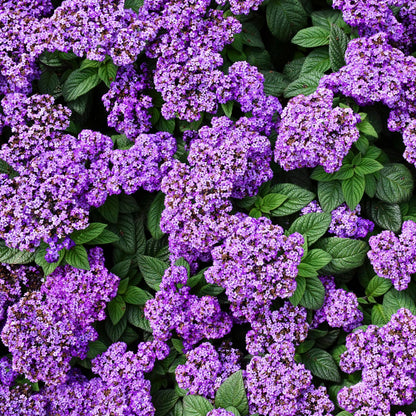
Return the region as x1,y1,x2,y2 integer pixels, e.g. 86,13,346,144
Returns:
215,371,249,416
302,348,341,382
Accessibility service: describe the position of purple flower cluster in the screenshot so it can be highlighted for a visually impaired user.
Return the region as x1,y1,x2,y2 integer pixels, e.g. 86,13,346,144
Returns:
338,308,416,415
274,88,361,173
312,276,363,332
145,265,232,351
368,220,416,291
205,216,304,321
1,248,119,384
245,342,334,416
301,201,374,239
176,342,241,399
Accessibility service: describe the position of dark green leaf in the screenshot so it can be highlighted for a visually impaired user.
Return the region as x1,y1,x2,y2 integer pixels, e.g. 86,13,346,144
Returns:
124,0,143,12
137,255,167,291
342,174,365,210
124,286,153,305
199,284,224,296
289,275,306,306
300,275,326,310
371,304,389,326
71,223,107,245
39,71,60,96
183,395,214,416
303,348,341,382
119,194,140,213
262,71,290,96
316,237,368,274
318,181,344,212
260,193,287,213
0,242,35,264
62,68,100,101
98,60,118,87
98,195,119,223
311,10,342,29
65,245,90,270
270,183,315,216
88,229,120,245
302,249,332,270
215,371,249,416
147,192,165,240
284,71,323,98
370,200,402,232
126,304,152,332
383,288,416,319
266,0,308,42
376,163,414,204
154,390,179,416
86,340,107,359
105,314,127,342
292,26,330,47
329,24,348,71
289,212,331,245
365,275,392,298
109,214,136,254
107,295,127,325
301,48,331,74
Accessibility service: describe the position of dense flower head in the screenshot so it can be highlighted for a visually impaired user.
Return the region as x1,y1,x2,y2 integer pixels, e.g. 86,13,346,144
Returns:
176,342,241,399
0,356,18,387
245,341,333,416
403,118,416,166
368,220,416,290
245,301,309,355
145,266,232,350
101,64,152,139
338,308,416,415
207,410,235,416
1,248,119,384
312,276,363,332
205,216,304,321
215,0,264,15
321,32,416,133
274,87,361,173
0,383,47,416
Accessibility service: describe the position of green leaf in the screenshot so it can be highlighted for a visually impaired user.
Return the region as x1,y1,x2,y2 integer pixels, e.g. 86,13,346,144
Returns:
289,275,306,306
154,390,179,416
98,195,119,223
105,314,127,342
71,223,107,245
292,26,330,47
147,192,165,240
318,181,344,212
88,229,120,245
289,212,331,245
316,237,368,274
342,174,365,210
266,0,308,42
284,71,323,98
221,101,234,118
183,395,214,416
215,371,249,416
262,71,290,96
98,60,118,87
370,200,402,232
270,183,315,216
249,208,262,218
124,286,152,305
35,246,64,275
137,255,167,291
126,304,152,332
365,174,377,198
107,295,127,325
300,275,325,310
376,163,414,204
117,277,130,293
198,284,224,296
109,214,136,254
124,0,143,12
39,71,60,96
297,263,318,277
302,249,332,270
260,193,288,213
331,165,355,181
62,68,100,101
225,407,241,416
119,194,140,213
86,340,107,359
65,245,90,270
303,348,341,382
383,288,416,319
311,10,342,29
0,242,35,264
355,158,383,176
365,275,392,298
301,48,331,74
329,24,348,71
371,304,389,326
241,22,265,49
357,118,378,138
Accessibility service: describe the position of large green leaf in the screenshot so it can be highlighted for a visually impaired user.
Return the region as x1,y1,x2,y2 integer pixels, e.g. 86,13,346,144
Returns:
342,174,365,210
376,163,414,204
365,275,392,298
383,288,416,319
329,24,348,71
107,294,127,326
270,183,315,216
284,71,323,98
318,181,344,212
71,223,107,245
0,242,35,264
299,275,326,310
301,48,331,74
147,192,165,240
215,371,249,416
154,390,179,416
302,348,341,382
63,68,100,101
123,286,152,305
183,396,214,416
289,212,331,245
65,245,90,270
292,26,330,47
289,275,306,306
316,237,368,274
266,0,308,42
370,200,402,232
137,255,167,291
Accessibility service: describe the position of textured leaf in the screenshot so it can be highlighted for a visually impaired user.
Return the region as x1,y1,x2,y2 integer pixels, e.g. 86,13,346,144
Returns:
289,212,331,245
318,181,344,212
376,163,414,204
266,0,308,42
270,183,315,216
292,26,330,47
370,200,402,232
0,243,35,264
383,289,416,318
98,195,119,223
284,71,323,98
261,193,287,213
107,295,127,326
329,24,348,71
355,158,383,176
147,192,165,240
63,68,100,101
71,223,107,245
39,71,60,96
300,275,326,310
289,275,306,307
183,395,213,416
215,371,249,416
302,249,332,270
342,174,365,210
124,286,152,305
311,10,342,29
65,245,90,270
86,340,107,359
88,229,120,245
365,275,392,298
109,214,136,254
98,60,118,87
303,348,341,382
137,255,167,291
154,390,179,416
371,304,389,326
301,48,331,74
262,71,290,96
316,237,368,274
105,314,127,342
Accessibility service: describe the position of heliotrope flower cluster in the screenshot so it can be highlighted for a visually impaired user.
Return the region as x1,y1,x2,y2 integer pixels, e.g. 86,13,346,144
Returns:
368,220,416,291
205,216,304,321
245,342,334,416
176,342,241,399
274,87,361,173
338,308,416,415
1,248,119,384
312,276,363,332
301,201,374,239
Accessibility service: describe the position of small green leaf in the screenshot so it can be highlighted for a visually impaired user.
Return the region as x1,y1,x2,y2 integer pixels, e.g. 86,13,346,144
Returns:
371,304,389,326
221,101,234,118
342,174,365,210
71,223,107,245
34,245,64,275
98,60,118,87
183,395,214,416
376,163,414,204
215,371,249,416
260,193,288,213
270,183,315,216
88,229,120,245
154,390,179,416
124,286,153,305
63,68,100,101
302,249,332,270
329,24,348,71
65,245,90,270
370,200,402,232
365,275,392,298
137,255,167,291
300,275,326,310
383,289,416,319
303,348,341,382
289,275,306,306
318,181,344,212
249,208,262,218
355,158,383,176
357,118,378,138
289,212,331,245
147,192,165,240
292,26,330,47
107,295,127,325
86,340,107,359
105,314,127,342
